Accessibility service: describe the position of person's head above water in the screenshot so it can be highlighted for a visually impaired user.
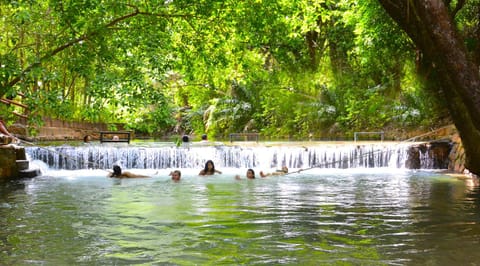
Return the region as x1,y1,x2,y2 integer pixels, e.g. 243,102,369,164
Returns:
170,170,181,181
112,165,122,177
199,160,222,175
204,160,215,172
246,168,255,179
235,168,256,180
108,164,149,178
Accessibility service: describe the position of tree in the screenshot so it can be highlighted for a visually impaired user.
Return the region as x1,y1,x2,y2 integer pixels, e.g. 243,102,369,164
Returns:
0,0,455,146
377,0,480,175
0,1,182,132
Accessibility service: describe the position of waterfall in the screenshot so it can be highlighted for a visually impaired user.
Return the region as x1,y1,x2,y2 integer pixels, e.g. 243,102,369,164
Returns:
25,142,447,170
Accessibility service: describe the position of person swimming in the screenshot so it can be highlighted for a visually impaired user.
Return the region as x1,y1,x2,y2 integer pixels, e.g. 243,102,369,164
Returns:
169,170,181,181
199,160,222,175
107,165,149,178
260,166,288,177
235,168,256,180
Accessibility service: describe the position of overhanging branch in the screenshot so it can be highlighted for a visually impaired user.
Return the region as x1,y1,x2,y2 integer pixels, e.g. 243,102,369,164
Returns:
5,7,191,90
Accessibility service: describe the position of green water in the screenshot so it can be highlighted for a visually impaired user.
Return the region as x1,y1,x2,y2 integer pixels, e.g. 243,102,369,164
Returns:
1,168,479,265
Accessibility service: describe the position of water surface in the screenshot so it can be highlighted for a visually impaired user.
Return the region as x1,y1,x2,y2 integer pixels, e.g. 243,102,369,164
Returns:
1,168,479,265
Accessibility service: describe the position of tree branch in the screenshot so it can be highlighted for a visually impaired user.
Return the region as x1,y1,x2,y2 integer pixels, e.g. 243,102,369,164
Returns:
6,7,192,90
450,0,465,18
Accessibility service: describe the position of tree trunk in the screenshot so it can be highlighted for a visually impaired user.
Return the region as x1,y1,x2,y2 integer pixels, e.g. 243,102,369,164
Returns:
377,0,480,175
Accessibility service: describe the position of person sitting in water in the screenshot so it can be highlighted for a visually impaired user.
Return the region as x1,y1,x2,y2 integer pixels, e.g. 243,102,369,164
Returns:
200,134,208,142
235,168,256,180
260,166,288,177
169,170,181,181
107,165,149,178
199,160,222,175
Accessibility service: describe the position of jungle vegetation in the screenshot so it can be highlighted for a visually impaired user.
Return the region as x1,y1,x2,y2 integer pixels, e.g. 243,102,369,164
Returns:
0,0,477,145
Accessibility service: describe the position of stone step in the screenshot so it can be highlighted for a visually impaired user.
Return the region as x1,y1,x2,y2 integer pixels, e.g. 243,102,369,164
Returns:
16,160,29,170
19,169,42,178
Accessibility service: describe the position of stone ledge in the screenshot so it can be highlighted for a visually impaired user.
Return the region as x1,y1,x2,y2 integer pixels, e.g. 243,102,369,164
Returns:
0,145,20,180
19,169,42,178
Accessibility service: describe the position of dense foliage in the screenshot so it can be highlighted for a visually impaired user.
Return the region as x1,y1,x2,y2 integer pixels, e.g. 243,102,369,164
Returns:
1,0,461,139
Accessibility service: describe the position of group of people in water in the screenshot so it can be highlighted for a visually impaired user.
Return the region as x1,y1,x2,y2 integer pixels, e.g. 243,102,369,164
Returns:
84,132,291,181
107,159,290,181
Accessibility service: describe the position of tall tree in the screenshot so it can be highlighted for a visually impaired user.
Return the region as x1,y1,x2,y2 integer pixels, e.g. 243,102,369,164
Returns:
377,0,480,175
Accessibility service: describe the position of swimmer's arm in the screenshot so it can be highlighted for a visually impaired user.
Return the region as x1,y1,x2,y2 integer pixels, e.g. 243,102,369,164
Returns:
124,172,149,178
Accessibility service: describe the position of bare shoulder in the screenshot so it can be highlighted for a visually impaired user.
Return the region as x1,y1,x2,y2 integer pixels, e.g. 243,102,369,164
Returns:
124,171,149,178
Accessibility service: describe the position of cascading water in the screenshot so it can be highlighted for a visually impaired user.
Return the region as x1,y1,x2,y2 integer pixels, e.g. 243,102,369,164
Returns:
24,142,447,170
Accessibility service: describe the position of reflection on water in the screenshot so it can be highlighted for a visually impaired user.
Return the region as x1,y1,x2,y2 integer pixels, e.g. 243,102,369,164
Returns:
1,168,480,265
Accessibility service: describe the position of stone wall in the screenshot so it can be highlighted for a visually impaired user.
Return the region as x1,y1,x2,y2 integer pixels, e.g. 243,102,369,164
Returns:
403,125,467,174
0,145,18,180
0,145,31,180
9,118,125,141
404,140,451,169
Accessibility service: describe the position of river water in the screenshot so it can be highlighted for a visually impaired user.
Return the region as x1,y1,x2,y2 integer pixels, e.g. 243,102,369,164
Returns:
1,167,479,265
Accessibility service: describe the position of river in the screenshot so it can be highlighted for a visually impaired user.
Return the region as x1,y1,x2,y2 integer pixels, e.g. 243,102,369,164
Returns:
1,166,479,265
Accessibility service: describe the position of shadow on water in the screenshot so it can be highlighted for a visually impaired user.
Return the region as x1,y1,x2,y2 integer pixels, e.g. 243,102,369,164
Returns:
405,173,480,265
0,179,27,258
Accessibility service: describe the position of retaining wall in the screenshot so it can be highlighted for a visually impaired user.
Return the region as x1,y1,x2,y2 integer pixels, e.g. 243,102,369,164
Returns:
9,118,125,141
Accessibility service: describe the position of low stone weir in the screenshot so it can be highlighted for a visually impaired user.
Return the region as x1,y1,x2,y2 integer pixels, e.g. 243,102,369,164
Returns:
25,142,452,170
0,144,42,180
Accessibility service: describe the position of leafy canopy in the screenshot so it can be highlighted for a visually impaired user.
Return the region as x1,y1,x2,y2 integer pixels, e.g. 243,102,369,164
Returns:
0,0,455,138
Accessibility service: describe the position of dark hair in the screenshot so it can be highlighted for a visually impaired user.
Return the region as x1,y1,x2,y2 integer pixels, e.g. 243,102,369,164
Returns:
203,160,216,174
112,165,122,177
171,170,181,181
182,135,189,142
83,135,90,142
201,134,207,140
247,168,255,179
